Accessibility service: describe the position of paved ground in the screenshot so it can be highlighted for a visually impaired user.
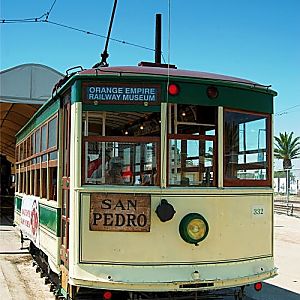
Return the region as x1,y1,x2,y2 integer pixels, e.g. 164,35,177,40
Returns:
0,215,54,300
245,214,300,300
0,213,299,300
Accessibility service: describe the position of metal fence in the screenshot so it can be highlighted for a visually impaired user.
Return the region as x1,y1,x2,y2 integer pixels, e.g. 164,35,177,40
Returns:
274,168,300,196
274,168,300,217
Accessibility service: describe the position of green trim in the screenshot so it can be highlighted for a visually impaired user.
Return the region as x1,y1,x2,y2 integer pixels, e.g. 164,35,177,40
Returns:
83,104,161,112
39,204,61,236
16,100,60,142
166,81,274,113
14,197,61,236
76,77,273,113
16,73,277,142
71,80,82,104
26,71,275,134
14,196,22,212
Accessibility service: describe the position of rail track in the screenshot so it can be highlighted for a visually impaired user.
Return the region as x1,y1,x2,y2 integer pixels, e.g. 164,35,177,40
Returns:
274,201,300,218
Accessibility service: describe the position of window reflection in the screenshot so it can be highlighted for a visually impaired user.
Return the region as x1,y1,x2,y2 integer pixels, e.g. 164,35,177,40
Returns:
82,111,160,186
224,110,269,181
169,139,214,186
168,104,217,187
85,141,159,186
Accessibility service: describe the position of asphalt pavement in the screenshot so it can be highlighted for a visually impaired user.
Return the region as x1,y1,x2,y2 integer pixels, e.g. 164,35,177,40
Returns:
245,214,300,300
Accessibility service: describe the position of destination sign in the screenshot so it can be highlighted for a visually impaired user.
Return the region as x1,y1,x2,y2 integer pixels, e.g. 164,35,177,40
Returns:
90,193,151,232
83,83,160,104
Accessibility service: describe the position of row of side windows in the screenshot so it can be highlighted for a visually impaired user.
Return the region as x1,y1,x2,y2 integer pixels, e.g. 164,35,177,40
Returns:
15,115,58,200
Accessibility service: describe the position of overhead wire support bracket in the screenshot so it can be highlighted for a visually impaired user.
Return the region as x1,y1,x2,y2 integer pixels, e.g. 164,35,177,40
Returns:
93,0,118,68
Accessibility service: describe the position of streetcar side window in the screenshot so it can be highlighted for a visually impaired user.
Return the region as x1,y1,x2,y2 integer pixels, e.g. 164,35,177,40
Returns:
168,104,217,187
15,114,58,200
224,110,270,186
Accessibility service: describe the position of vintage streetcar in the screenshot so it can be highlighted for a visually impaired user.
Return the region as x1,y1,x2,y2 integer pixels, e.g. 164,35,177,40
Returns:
14,62,277,299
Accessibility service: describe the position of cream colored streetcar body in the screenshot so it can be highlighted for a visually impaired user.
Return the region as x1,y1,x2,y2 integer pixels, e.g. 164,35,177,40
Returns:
14,65,277,300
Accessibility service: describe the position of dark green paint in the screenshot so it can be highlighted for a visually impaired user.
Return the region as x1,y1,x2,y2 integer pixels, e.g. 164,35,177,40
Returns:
83,104,160,112
14,196,22,212
39,204,61,236
16,71,275,143
14,197,61,236
75,76,274,114
166,81,274,113
71,80,82,104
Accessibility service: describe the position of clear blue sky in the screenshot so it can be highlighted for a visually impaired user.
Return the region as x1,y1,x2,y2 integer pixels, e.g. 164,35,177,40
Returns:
1,0,299,168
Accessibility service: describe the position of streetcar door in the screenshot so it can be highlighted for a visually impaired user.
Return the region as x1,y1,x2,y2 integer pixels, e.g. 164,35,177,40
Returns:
61,93,71,267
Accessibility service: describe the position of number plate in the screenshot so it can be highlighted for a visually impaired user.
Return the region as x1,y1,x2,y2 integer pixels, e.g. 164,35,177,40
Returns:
252,205,265,217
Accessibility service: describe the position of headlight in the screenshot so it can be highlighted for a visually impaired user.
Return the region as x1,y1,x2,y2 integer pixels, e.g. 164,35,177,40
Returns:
179,213,209,245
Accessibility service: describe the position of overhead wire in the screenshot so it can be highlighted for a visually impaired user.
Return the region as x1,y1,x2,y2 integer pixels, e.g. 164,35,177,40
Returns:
275,104,300,116
161,0,172,189
1,14,47,23
1,0,157,53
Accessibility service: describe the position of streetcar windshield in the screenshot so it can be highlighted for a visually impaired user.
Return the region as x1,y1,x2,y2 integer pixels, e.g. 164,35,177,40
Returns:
168,104,217,187
82,111,160,186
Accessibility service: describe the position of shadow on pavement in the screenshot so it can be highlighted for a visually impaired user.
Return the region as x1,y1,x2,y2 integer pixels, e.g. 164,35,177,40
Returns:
0,213,14,226
245,283,300,300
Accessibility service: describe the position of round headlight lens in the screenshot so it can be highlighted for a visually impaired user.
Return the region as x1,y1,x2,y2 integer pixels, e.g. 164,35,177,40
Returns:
179,213,209,245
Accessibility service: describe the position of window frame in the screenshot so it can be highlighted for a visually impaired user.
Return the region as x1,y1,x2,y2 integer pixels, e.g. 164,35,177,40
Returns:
167,133,217,187
82,135,161,186
223,108,272,187
15,113,59,200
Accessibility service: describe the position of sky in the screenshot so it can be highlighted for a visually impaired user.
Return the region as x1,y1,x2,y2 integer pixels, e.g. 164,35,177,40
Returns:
1,0,299,169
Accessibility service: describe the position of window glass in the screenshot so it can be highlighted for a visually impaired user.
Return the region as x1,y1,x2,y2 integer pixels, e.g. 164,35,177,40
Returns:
49,151,58,161
173,104,216,136
24,140,27,159
168,104,217,187
82,111,160,186
26,170,30,194
83,111,160,137
41,168,47,198
30,134,33,157
41,125,47,151
224,110,269,182
35,169,40,197
20,143,24,161
85,141,158,186
20,172,23,193
27,136,31,158
169,139,214,186
48,117,57,148
35,129,41,154
49,167,57,201
15,173,19,193
32,133,35,155
30,170,34,195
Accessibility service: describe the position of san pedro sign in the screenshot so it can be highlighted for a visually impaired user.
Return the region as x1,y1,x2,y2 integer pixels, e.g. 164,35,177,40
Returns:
90,193,151,232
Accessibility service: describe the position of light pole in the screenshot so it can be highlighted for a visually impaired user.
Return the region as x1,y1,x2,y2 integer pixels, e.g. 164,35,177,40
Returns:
283,159,292,204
